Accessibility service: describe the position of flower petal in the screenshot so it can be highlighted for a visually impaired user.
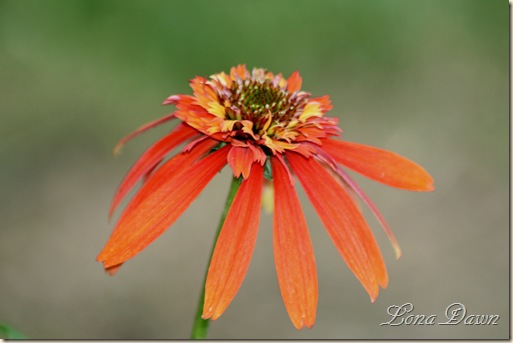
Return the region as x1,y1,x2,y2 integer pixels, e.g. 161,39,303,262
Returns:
333,165,401,259
116,138,219,224
287,153,388,301
313,144,401,258
309,95,333,112
299,102,323,122
202,163,264,320
287,71,302,93
113,113,176,155
110,123,199,217
272,156,318,329
227,146,254,179
230,64,248,80
97,145,229,268
103,138,219,274
162,94,181,106
321,139,434,191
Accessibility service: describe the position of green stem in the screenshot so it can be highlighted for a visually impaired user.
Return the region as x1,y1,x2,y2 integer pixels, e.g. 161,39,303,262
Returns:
190,176,242,339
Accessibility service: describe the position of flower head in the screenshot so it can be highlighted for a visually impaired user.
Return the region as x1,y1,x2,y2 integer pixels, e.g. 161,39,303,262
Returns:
97,65,434,329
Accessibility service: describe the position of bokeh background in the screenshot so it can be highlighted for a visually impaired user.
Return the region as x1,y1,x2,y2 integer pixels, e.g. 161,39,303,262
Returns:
0,0,508,339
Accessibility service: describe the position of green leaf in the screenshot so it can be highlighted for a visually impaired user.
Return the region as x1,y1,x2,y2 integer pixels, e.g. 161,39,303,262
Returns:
209,142,227,153
264,157,273,180
0,323,27,339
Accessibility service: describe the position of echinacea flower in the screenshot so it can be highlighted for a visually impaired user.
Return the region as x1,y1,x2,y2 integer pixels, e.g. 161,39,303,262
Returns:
97,65,434,330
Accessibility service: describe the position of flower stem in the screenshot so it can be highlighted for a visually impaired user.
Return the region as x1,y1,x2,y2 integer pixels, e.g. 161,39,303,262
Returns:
191,176,242,339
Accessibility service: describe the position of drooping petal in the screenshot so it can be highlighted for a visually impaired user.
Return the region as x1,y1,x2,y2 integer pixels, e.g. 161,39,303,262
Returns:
141,161,159,184
313,145,401,258
106,138,218,275
333,165,402,259
272,156,318,329
287,153,388,301
202,163,264,320
287,71,302,93
274,154,295,186
110,123,199,216
162,94,181,106
116,138,219,225
321,139,434,191
246,143,267,166
227,146,254,179
113,113,176,155
105,264,122,276
97,145,230,268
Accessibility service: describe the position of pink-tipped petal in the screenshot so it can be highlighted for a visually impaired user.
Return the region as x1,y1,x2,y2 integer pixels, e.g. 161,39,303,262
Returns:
162,95,181,105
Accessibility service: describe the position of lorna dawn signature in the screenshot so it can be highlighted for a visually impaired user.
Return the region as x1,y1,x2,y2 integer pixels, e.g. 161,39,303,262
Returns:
380,303,499,326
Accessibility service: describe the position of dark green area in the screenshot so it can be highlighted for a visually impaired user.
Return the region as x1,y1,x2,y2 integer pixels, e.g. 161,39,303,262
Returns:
0,323,26,339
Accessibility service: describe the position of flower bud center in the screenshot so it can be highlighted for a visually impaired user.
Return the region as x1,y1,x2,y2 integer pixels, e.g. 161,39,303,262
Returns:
224,79,306,130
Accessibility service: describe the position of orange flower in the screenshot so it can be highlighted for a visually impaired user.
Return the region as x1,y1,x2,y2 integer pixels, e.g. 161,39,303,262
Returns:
97,65,434,329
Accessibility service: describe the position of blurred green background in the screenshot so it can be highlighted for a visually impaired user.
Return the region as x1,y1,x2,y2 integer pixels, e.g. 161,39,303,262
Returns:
0,0,508,339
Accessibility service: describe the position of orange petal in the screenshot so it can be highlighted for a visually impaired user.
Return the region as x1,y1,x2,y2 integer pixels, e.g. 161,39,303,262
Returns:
227,146,254,179
246,144,267,165
230,64,248,80
309,95,333,112
97,145,229,268
299,100,328,122
272,157,318,329
190,77,220,110
333,166,402,259
287,71,302,93
321,139,434,191
115,138,219,225
202,163,264,320
110,123,199,217
287,153,388,301
103,138,218,275
113,113,176,156
105,264,122,276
